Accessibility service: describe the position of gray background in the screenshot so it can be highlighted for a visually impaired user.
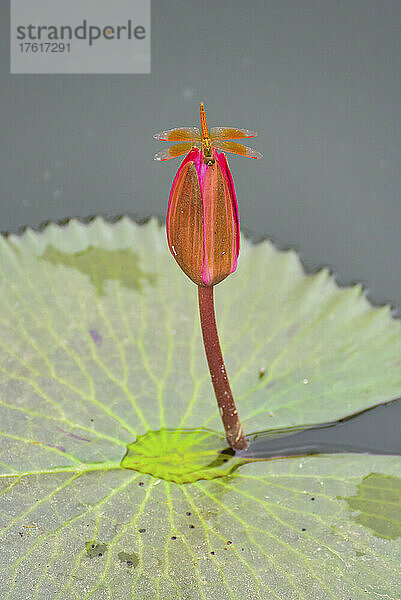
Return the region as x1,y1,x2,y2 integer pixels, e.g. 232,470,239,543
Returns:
0,0,400,448
1,0,400,312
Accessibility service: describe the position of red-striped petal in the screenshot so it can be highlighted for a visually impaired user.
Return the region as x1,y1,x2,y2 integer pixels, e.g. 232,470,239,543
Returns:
166,148,240,287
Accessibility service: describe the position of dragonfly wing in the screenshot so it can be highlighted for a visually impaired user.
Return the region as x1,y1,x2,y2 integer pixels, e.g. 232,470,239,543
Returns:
210,127,258,140
213,140,263,159
154,142,200,161
153,127,201,141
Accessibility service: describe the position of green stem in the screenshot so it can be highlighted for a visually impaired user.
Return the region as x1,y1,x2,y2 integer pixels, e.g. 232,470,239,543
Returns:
197,285,248,451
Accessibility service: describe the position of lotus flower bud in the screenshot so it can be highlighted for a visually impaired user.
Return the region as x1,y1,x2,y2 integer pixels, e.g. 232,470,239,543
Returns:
166,147,240,286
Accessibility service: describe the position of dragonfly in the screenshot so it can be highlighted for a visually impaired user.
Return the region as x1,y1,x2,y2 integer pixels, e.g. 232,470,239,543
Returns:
153,102,263,165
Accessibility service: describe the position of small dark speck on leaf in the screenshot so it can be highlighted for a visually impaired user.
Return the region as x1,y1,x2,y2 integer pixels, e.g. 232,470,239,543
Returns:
189,525,195,529
118,551,139,569
171,536,177,540
210,551,215,555
302,528,306,531
258,367,266,379
85,541,107,559
89,329,103,347
226,540,232,545
311,497,315,501
138,482,144,487
186,511,191,516
138,528,146,533
90,418,94,422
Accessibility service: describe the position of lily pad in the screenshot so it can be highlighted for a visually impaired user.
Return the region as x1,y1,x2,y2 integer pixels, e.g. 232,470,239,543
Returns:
0,217,400,599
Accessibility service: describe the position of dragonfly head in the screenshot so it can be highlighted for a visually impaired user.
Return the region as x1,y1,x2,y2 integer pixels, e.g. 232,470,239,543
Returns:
202,137,215,165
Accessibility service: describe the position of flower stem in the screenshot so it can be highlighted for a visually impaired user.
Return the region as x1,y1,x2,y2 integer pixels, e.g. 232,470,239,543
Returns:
197,285,248,451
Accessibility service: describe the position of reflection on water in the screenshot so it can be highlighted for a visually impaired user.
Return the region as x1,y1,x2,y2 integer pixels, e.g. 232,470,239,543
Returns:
237,398,401,460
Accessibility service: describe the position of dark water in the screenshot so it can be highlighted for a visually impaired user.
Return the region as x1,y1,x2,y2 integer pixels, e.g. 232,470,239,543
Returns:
237,398,401,459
